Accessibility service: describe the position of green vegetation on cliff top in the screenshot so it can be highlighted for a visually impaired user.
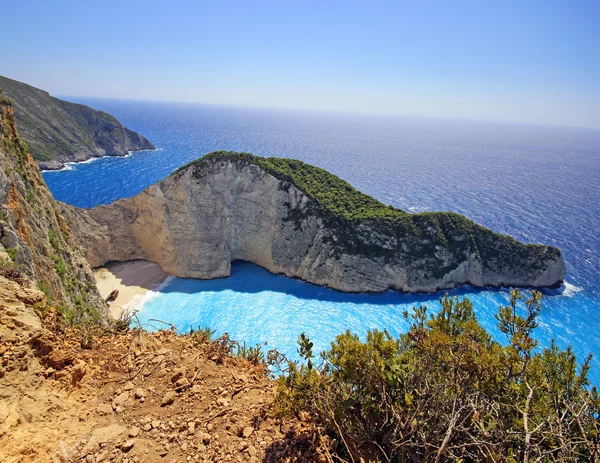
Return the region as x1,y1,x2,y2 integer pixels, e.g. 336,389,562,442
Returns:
192,151,410,221
178,151,414,221
175,152,559,258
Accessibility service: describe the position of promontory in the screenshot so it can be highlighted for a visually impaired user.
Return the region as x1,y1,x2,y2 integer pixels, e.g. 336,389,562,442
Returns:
0,75,154,170
61,151,566,293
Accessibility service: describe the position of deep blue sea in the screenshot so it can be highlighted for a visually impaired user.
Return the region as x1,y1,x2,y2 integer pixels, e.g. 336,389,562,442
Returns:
44,98,600,382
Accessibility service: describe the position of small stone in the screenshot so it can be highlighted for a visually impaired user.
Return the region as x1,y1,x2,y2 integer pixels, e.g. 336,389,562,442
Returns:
128,427,140,438
152,420,161,429
176,377,190,389
134,388,145,399
199,432,212,444
143,423,152,432
95,450,109,462
190,384,202,394
123,381,134,391
241,426,254,438
96,403,113,416
216,397,228,407
247,446,257,457
235,373,248,384
91,424,127,443
121,440,135,452
171,367,187,383
113,391,130,408
161,390,177,406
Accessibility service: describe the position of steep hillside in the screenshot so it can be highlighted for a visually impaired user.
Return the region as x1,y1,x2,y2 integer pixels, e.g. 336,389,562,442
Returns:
0,277,314,463
0,98,104,311
0,76,154,170
61,151,565,293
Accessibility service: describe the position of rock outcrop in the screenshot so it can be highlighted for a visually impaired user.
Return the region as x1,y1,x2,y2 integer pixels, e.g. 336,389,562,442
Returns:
61,152,566,293
0,98,104,310
0,75,155,170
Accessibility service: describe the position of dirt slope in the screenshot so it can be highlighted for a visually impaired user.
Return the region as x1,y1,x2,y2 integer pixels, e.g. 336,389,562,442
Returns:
0,276,323,463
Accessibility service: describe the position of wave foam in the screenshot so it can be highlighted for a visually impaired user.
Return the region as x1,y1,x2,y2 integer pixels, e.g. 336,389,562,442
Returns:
125,274,176,316
42,148,161,173
563,282,584,297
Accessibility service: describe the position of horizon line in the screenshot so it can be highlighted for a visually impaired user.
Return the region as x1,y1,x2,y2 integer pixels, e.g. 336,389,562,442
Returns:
54,93,600,133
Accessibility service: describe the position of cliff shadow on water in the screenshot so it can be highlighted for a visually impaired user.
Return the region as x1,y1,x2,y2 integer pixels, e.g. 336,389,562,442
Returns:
156,260,564,306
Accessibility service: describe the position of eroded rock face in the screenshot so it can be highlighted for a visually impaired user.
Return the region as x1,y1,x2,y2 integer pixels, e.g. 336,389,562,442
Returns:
0,101,104,309
61,156,566,293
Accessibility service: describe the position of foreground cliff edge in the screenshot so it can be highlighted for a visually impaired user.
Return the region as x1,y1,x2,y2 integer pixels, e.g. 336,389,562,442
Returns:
0,96,104,310
61,151,566,293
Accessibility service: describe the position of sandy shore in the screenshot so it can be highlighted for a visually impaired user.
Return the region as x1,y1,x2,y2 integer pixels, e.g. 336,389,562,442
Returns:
93,260,170,319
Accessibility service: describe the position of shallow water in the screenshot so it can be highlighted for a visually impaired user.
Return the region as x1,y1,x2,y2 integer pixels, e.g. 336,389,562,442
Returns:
134,262,599,377
43,98,600,382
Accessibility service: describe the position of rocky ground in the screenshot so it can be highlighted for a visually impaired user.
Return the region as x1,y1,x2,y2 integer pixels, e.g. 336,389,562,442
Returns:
0,276,327,463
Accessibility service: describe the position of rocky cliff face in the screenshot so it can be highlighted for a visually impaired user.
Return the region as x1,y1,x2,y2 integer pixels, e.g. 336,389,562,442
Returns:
61,152,566,293
0,99,105,310
0,75,155,170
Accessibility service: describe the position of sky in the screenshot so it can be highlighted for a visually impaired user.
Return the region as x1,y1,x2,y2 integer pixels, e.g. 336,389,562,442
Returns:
1,0,599,128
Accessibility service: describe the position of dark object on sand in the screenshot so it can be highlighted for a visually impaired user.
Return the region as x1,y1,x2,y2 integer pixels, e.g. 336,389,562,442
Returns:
106,289,119,303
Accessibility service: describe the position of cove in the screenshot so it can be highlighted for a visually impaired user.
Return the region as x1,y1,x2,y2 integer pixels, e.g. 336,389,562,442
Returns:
135,261,600,383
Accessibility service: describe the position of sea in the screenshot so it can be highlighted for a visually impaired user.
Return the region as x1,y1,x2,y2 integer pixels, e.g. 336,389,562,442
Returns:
43,98,600,383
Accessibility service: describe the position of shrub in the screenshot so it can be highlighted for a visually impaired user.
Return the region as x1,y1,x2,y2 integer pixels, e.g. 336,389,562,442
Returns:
235,340,266,365
48,229,61,252
189,326,216,345
274,290,600,462
5,246,17,262
52,254,66,280
0,256,26,284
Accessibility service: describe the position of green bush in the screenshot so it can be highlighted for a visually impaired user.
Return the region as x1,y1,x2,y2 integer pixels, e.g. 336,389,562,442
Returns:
274,290,600,462
58,303,101,327
5,246,17,261
235,340,266,365
189,326,216,345
52,254,66,280
48,229,61,252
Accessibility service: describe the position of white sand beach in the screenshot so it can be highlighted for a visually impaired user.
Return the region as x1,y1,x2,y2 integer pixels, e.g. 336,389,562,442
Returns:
93,260,170,319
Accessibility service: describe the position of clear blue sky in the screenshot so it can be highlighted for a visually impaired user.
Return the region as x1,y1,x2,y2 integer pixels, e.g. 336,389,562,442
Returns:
2,0,599,128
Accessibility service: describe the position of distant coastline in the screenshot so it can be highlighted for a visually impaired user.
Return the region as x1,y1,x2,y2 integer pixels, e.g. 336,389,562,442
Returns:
40,147,159,173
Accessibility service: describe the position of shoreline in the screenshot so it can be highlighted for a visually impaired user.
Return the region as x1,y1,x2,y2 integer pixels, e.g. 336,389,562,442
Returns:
93,260,171,319
40,147,159,173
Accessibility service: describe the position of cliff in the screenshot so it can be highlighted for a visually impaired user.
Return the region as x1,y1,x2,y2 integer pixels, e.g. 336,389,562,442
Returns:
0,75,155,170
61,151,566,293
0,97,104,311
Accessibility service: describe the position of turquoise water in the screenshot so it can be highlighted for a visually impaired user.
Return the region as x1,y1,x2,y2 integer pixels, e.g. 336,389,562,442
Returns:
136,262,597,379
43,98,600,382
